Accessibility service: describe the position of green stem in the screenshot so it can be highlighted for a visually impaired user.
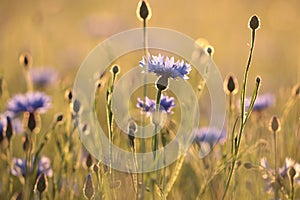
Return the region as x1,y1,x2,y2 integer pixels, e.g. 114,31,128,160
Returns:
222,29,256,200
274,132,278,200
140,18,148,200
152,89,162,160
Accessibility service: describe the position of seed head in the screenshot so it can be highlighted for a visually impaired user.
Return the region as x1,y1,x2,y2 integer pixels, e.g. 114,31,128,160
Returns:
155,76,169,91
269,116,281,133
19,51,32,69
292,83,300,98
22,133,30,152
64,89,73,103
35,173,47,194
83,174,95,200
205,45,214,57
249,15,260,30
224,74,239,95
86,154,93,169
73,99,81,113
6,116,13,143
244,162,253,169
111,65,119,75
288,166,296,181
137,0,152,21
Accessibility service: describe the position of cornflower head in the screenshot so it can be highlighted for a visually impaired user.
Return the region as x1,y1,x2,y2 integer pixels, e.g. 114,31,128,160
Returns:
7,92,51,116
7,92,51,132
11,156,53,178
140,54,191,90
244,93,275,112
140,54,191,80
194,127,226,148
137,94,175,116
29,67,59,88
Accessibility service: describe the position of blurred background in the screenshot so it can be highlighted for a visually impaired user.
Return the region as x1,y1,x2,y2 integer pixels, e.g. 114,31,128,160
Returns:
0,0,299,95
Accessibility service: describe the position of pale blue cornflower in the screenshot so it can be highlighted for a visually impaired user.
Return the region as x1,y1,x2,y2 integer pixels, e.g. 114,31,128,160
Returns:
244,93,275,112
137,94,175,115
194,127,226,148
11,156,53,177
29,67,59,88
139,54,191,80
7,92,51,116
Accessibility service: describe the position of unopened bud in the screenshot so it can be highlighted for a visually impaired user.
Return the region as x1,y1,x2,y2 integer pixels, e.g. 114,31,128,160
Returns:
83,174,95,200
137,1,152,21
249,15,260,30
269,116,281,133
35,173,47,194
19,51,32,69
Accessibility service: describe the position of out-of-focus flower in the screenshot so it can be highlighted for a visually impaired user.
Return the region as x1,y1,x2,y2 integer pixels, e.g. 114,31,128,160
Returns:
7,92,51,116
137,95,175,115
0,113,24,136
194,127,226,148
11,156,53,177
140,54,191,80
244,93,275,112
29,67,59,88
260,157,300,193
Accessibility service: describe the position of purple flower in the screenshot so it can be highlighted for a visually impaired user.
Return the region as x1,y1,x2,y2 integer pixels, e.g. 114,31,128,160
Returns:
0,113,24,136
137,95,175,115
11,156,53,177
244,93,275,111
7,92,51,115
140,54,191,79
194,127,226,147
260,157,300,193
30,67,59,87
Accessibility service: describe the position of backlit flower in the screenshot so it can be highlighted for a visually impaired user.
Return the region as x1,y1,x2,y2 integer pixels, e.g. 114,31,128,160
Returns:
244,93,275,111
140,54,191,80
11,156,53,177
137,94,175,115
194,127,226,147
7,92,51,116
29,67,59,88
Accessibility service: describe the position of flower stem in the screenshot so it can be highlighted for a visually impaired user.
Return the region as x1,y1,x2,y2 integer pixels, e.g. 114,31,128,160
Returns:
140,17,149,200
152,89,162,160
274,131,278,200
222,29,257,200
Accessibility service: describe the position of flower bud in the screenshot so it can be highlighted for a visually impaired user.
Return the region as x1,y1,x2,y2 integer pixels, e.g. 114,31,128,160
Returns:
19,51,32,69
35,173,47,194
155,76,169,91
83,174,94,200
249,15,260,30
137,0,152,21
269,116,281,133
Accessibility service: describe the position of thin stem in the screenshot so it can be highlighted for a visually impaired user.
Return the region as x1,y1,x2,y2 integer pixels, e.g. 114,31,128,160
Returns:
140,18,148,200
152,89,162,160
274,132,278,200
222,29,256,200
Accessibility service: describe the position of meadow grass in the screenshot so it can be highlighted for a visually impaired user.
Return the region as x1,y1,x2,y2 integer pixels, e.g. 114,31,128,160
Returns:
0,0,300,199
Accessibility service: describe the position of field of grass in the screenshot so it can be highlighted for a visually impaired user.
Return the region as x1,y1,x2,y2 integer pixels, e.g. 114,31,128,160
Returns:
0,0,299,199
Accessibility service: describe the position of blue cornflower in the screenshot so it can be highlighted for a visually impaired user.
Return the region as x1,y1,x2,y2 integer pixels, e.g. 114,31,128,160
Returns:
140,54,191,80
0,113,24,135
11,156,53,177
244,93,275,111
29,67,59,88
7,92,51,116
0,119,4,142
137,94,175,115
194,127,226,147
